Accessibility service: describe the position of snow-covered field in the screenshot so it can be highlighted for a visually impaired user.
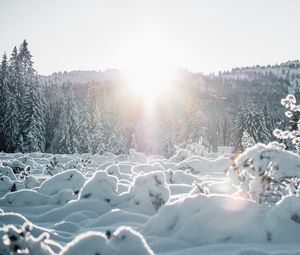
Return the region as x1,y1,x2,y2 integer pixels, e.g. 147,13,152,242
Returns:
1,145,300,255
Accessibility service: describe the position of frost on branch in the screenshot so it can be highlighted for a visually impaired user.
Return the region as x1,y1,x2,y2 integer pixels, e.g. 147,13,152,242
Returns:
274,94,300,151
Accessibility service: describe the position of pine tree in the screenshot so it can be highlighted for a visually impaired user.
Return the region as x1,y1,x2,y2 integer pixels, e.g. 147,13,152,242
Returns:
8,46,23,108
255,110,270,143
233,105,247,149
13,40,47,152
263,104,274,134
44,81,64,152
18,40,34,98
1,53,20,152
78,110,92,153
86,86,105,154
243,107,268,144
58,90,80,154
20,77,46,152
0,53,8,150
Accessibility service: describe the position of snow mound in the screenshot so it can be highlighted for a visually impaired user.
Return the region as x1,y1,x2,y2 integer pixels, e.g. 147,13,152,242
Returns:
175,155,230,174
234,142,300,179
0,190,49,207
120,171,170,215
169,149,191,163
0,223,57,255
143,193,300,245
39,169,87,195
60,226,154,255
79,170,120,206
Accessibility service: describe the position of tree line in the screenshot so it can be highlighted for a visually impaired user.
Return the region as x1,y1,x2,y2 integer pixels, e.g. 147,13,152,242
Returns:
0,40,287,156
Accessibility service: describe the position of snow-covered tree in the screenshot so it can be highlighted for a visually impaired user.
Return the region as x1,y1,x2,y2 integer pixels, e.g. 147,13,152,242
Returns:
241,131,255,150
78,110,93,153
273,94,300,152
19,77,46,152
0,52,21,152
58,90,80,154
0,53,9,150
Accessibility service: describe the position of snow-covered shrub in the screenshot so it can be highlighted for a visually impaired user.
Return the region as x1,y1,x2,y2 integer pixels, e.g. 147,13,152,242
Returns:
142,194,267,245
131,163,164,174
175,138,209,157
22,175,41,189
0,223,56,255
274,94,300,152
60,226,155,255
2,160,26,174
0,164,17,180
48,189,76,205
241,131,255,150
79,170,120,206
43,156,62,176
39,169,87,196
59,231,107,255
129,149,148,164
0,175,15,197
120,171,170,215
227,142,300,203
175,155,230,175
164,169,199,185
169,149,191,163
107,226,155,255
105,164,130,180
0,190,49,207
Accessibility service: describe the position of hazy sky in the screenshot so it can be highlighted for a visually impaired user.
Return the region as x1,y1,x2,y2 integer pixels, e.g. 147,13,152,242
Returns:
1,0,300,75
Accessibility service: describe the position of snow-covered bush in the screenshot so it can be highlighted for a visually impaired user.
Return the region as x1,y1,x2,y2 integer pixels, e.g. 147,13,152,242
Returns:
175,138,209,157
39,169,86,196
128,149,148,164
227,142,300,203
0,190,49,207
241,131,255,150
0,164,17,180
120,171,170,215
0,223,56,255
143,193,300,246
169,149,191,163
60,226,155,255
273,94,300,152
79,170,120,206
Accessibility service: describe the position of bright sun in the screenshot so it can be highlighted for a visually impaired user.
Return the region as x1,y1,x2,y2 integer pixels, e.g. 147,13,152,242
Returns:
117,24,180,106
125,66,175,104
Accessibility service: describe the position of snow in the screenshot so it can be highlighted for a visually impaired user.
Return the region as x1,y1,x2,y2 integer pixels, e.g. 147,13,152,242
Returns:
0,145,300,254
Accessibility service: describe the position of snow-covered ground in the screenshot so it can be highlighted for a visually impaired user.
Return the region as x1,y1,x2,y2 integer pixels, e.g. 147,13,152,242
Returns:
1,145,300,254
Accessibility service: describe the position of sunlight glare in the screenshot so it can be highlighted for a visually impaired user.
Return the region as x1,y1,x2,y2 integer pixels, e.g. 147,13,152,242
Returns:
118,24,180,107
125,66,175,106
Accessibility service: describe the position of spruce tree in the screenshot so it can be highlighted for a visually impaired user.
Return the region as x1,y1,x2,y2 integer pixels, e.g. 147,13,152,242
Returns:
1,53,20,152
14,40,47,152
8,46,23,107
86,86,105,154
0,53,8,150
78,110,92,153
58,90,80,154
20,77,46,152
18,40,33,98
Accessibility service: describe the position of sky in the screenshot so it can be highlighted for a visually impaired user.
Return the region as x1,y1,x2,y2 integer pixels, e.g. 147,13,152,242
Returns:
1,0,300,75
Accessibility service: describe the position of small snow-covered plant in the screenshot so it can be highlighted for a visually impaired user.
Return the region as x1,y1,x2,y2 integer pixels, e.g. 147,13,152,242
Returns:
241,131,255,150
273,94,300,152
175,137,209,157
80,157,91,169
19,166,31,180
227,142,300,204
0,223,55,255
44,157,59,176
